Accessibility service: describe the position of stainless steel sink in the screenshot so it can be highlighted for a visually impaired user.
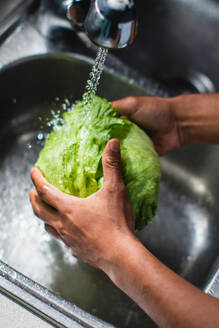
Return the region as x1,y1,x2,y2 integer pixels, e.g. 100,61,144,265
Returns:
0,54,219,328
0,2,218,328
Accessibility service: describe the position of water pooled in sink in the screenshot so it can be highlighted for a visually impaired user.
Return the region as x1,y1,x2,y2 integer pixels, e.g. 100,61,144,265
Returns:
82,47,108,105
0,139,53,284
0,133,78,285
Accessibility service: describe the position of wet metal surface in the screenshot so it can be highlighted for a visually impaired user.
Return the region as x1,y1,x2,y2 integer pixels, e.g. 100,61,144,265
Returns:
0,56,218,328
116,0,219,91
0,1,218,327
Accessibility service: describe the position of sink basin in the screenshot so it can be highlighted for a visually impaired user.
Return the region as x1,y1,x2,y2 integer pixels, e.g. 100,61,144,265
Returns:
0,54,219,328
116,0,219,90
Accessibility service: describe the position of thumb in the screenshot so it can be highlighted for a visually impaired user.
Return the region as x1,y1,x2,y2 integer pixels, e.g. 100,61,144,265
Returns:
102,139,122,186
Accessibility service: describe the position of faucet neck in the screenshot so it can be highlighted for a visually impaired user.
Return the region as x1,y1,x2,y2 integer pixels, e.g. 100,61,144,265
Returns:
68,0,137,49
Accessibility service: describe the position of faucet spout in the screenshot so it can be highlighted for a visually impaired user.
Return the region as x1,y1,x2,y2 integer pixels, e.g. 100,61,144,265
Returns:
68,0,137,49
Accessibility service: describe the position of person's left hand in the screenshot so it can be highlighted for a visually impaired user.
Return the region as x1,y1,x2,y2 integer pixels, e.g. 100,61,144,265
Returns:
29,139,135,272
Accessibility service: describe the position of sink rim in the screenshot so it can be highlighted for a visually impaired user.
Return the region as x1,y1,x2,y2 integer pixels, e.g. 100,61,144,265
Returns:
0,51,168,99
0,259,115,328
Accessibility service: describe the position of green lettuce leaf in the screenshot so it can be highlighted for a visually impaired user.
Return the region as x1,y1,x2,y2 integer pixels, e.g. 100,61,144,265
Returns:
36,96,161,230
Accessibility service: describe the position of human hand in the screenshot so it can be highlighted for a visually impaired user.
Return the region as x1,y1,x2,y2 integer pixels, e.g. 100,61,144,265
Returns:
29,139,135,272
112,96,183,156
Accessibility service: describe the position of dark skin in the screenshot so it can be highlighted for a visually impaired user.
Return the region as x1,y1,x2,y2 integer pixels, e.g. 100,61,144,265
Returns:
30,93,219,328
113,93,219,155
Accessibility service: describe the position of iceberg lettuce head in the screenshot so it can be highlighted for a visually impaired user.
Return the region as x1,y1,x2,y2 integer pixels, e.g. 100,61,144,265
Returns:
36,96,161,230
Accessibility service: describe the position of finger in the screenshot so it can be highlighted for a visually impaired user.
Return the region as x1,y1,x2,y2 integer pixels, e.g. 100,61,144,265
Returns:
112,97,161,132
112,97,139,116
45,224,61,239
31,167,76,210
102,139,123,187
29,189,61,225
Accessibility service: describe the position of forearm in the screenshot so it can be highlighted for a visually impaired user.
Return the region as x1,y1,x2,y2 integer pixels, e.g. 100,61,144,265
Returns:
104,234,219,328
171,93,219,146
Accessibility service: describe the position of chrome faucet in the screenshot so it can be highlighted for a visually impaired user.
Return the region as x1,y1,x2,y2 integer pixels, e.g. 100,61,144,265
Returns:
67,0,137,49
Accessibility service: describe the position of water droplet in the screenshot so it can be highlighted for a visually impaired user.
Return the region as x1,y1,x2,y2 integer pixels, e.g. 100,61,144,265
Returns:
64,98,70,106
47,109,64,129
37,133,44,141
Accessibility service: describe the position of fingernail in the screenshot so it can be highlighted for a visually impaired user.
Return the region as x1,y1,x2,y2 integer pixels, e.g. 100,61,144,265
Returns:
110,140,120,153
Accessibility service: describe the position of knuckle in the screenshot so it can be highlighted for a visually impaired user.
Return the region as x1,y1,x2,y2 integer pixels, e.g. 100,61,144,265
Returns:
62,206,74,221
37,186,46,199
33,204,41,218
59,227,66,236
104,156,120,170
55,223,65,236
29,189,34,202
125,96,138,107
117,183,126,195
107,181,126,194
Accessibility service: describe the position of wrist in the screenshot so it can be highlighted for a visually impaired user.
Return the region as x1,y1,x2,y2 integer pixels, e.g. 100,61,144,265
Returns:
98,229,136,273
101,231,146,287
95,228,135,272
168,93,219,146
168,95,189,147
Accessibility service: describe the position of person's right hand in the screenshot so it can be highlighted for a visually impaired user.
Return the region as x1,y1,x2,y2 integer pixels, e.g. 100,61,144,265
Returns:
112,96,183,156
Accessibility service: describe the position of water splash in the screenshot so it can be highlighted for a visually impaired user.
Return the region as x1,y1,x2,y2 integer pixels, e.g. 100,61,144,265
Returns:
82,47,108,105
